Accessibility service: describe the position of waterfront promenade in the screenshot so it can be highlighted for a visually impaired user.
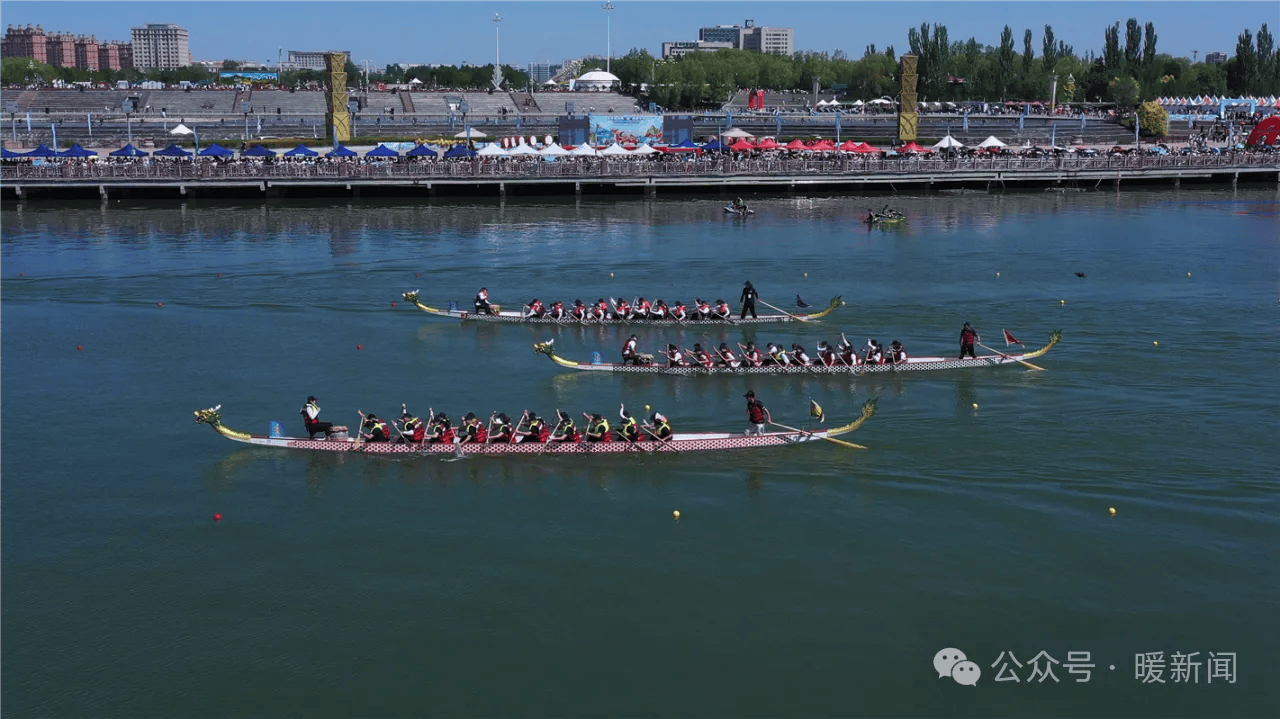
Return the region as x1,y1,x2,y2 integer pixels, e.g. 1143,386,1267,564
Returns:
3,153,1277,200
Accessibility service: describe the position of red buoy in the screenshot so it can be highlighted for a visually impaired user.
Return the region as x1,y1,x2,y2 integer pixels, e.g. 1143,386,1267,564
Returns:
213,513,222,522
157,302,164,307
415,273,420,277
77,345,83,351
217,273,223,278
356,344,363,351
391,302,397,307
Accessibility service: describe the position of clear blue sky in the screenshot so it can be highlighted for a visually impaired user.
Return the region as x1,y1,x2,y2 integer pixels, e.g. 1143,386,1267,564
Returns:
1,1,1266,67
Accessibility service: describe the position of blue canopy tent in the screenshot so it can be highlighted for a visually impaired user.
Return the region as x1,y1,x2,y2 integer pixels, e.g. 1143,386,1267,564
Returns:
700,138,726,151
58,144,97,158
443,144,476,158
406,144,438,158
198,143,234,157
154,144,193,157
366,144,400,157
327,144,358,157
1,146,27,158
671,139,700,149
283,144,319,157
243,144,276,158
109,143,149,157
25,144,59,158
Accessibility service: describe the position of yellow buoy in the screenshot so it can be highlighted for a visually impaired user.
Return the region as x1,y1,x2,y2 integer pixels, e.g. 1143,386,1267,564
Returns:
972,403,979,409
1187,272,1192,277
673,510,681,520
1060,300,1066,305
1108,507,1117,517
1153,341,1159,346
610,273,614,278
804,272,808,278
996,272,1001,277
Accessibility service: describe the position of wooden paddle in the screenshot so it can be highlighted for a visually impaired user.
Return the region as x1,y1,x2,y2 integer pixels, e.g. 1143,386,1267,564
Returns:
769,420,867,450
978,341,1046,371
757,298,809,322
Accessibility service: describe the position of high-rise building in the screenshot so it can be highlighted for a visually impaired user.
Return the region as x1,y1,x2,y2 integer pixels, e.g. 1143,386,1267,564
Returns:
699,24,742,45
661,40,733,60
1,24,49,64
283,49,351,71
527,61,562,84
1204,51,1228,65
131,23,191,69
44,32,77,68
692,19,793,55
98,41,133,70
74,35,100,70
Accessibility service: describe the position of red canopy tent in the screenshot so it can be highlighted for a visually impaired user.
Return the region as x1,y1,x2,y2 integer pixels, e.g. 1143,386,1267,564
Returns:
852,142,883,154
729,139,757,151
755,138,781,150
838,140,861,152
812,140,837,151
898,142,931,154
784,139,808,151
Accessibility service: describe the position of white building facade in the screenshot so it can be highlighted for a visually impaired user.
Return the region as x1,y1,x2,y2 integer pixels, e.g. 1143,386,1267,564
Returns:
130,23,191,69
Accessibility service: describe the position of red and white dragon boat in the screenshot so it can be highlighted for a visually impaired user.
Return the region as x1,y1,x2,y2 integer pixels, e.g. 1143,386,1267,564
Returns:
401,291,844,325
193,400,878,456
532,330,1062,375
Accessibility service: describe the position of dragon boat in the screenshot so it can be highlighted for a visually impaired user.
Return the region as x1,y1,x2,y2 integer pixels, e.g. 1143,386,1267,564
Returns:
401,291,844,325
193,400,877,456
532,330,1062,375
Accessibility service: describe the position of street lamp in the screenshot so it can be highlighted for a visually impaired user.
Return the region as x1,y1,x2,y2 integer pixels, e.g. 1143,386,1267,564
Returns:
492,13,503,90
602,2,615,74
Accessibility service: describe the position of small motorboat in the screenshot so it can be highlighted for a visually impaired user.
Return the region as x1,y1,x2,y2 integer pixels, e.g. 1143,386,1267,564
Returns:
724,205,755,216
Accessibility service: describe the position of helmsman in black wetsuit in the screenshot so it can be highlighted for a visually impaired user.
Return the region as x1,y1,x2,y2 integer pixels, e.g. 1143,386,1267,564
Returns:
740,280,758,319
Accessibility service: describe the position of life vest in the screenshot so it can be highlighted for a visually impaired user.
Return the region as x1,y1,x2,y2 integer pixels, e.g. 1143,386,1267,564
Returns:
697,302,710,316
403,417,425,442
653,420,672,439
588,418,612,441
301,401,321,425
366,419,389,441
492,419,513,443
769,347,788,365
793,349,811,365
747,400,766,424
622,339,638,357
636,300,650,315
720,349,737,366
716,302,730,317
529,300,544,314
961,328,977,344
668,350,684,366
619,417,640,441
892,347,908,362
672,305,687,320
551,303,564,318
695,350,712,368
527,419,550,443
572,305,586,319
616,301,630,315
460,420,486,443
652,304,667,318
427,420,451,442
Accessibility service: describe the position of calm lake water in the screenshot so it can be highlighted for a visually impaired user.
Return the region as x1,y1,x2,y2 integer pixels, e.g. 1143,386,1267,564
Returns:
2,188,1278,718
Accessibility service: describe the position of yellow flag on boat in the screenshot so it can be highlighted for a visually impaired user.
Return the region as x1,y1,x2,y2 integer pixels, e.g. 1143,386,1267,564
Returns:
809,399,825,423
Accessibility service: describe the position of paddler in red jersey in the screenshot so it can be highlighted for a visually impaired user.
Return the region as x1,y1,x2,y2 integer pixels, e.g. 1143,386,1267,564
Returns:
525,298,545,318
714,299,732,320
671,302,689,321
571,300,588,321
621,334,641,365
584,412,612,442
739,342,763,367
592,298,609,321
632,297,651,320
650,299,669,319
664,344,686,367
517,412,550,443
300,396,334,439
474,287,494,315
691,343,714,368
959,322,979,359
694,298,712,320
456,412,487,443
744,390,771,435
715,342,739,367
611,297,631,320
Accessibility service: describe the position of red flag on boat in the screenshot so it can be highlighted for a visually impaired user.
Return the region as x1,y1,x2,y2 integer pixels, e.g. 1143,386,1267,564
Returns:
1003,329,1022,347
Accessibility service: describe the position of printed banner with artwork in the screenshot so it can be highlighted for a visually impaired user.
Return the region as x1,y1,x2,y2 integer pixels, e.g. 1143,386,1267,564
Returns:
588,115,663,145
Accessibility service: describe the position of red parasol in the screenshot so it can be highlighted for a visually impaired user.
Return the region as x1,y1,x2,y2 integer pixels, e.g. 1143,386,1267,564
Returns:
784,139,807,151
898,141,931,154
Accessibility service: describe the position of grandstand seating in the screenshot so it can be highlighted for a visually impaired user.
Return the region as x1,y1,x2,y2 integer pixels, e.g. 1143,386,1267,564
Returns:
530,90,640,115
245,90,327,116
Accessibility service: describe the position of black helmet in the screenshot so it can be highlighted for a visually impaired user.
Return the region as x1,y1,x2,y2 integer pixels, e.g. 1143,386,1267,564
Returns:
464,412,476,420
496,413,509,422
557,409,570,420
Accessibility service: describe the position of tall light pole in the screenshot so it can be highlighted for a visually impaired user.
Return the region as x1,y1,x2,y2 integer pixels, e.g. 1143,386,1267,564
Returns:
492,13,503,90
602,2,615,74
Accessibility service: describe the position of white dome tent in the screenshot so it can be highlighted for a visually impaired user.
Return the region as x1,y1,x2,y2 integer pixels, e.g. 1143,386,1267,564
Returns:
977,136,1008,149
573,70,620,91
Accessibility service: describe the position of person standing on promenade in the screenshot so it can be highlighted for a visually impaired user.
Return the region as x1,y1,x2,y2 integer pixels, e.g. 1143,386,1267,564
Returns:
740,281,759,319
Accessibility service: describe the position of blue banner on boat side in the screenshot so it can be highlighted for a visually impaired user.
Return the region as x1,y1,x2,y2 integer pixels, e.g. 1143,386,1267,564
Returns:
448,301,458,311
591,352,603,365
270,421,283,438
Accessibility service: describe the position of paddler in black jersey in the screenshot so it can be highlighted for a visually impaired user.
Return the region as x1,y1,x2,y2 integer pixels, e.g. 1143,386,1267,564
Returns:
647,411,673,441
456,412,486,443
426,412,453,443
397,406,425,443
517,412,550,443
474,287,494,315
617,405,643,442
300,396,333,439
361,414,391,442
550,409,579,442
584,412,612,442
489,412,515,443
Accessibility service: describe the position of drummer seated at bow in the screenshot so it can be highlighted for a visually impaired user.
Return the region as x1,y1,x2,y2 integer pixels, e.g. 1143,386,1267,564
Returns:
691,343,714,368
621,334,643,365
550,410,581,442
631,297,651,320
455,412,487,443
715,342,740,367
617,406,644,442
426,412,455,443
361,414,392,442
524,298,546,319
713,299,732,320
583,413,612,442
489,413,516,443
671,302,689,321
738,342,764,367
517,411,551,443
664,344,687,367
890,340,909,364
571,299,588,321
646,411,673,441
693,299,712,320
396,406,426,443
548,301,566,320
474,287,495,315
611,297,631,320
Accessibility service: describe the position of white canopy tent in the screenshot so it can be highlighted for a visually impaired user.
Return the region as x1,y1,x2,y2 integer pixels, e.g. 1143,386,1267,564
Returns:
454,128,489,139
933,135,964,149
977,135,1008,149
851,100,865,107
868,98,894,106
599,143,632,156
507,143,540,155
570,143,599,157
538,143,571,156
630,143,659,155
477,143,510,157
721,128,754,139
169,123,193,135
